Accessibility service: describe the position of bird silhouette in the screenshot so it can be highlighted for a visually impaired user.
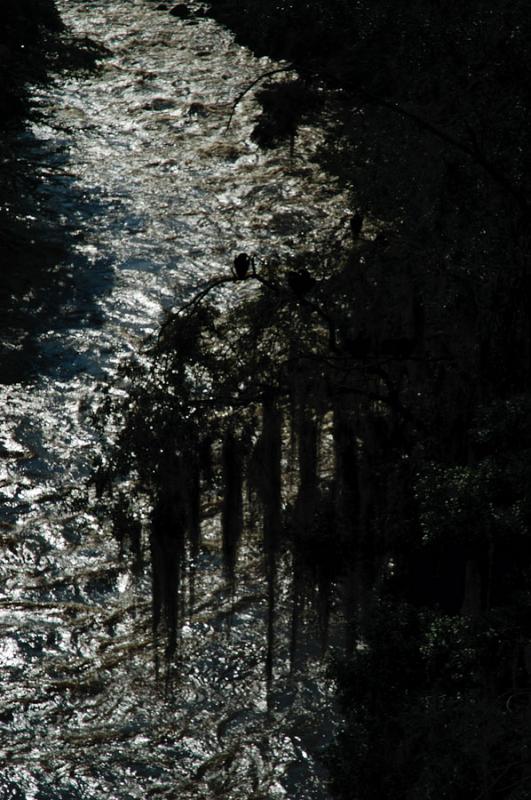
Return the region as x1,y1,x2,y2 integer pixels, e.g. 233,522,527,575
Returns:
233,252,252,280
350,212,364,238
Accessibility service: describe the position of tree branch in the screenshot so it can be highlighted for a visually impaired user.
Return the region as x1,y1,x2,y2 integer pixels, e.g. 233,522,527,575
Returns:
225,65,295,132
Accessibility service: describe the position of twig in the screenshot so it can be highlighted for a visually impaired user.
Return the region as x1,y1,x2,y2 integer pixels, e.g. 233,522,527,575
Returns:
225,65,295,132
157,276,233,342
155,270,282,346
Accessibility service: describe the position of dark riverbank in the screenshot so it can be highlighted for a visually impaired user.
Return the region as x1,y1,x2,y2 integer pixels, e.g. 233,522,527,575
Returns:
0,0,64,125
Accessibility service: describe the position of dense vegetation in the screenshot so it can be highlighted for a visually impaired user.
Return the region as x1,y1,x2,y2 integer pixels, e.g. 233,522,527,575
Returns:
100,1,531,798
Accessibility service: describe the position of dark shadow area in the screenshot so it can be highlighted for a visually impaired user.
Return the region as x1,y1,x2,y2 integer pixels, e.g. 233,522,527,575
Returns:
0,129,114,384
0,7,114,383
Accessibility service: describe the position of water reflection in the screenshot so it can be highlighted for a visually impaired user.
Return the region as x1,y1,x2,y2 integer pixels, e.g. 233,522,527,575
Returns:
0,1,346,797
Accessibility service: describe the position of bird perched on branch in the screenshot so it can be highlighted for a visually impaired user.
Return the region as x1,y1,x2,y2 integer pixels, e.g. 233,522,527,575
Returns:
232,252,253,280
350,212,364,238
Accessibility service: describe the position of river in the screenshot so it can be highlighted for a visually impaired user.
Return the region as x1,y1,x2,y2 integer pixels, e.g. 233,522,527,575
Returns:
0,2,347,797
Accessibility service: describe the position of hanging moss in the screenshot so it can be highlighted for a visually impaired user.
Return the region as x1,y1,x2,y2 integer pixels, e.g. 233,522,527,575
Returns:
332,401,360,551
150,450,195,658
295,402,319,533
111,491,142,570
258,396,283,688
221,429,244,591
150,493,185,659
186,450,202,615
260,398,282,549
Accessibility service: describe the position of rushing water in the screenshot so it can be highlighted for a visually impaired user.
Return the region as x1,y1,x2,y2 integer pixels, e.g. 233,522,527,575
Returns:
0,2,348,797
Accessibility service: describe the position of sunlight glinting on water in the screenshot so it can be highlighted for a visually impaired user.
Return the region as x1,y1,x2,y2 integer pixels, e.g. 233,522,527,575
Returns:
0,1,346,797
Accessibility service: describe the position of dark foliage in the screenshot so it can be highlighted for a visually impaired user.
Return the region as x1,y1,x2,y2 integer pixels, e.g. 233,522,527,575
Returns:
101,1,531,797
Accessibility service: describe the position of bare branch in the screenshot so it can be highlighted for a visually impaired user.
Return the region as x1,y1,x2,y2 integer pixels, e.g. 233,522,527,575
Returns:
225,65,295,132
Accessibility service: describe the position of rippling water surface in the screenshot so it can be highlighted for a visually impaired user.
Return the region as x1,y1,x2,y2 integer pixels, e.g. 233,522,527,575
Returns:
0,2,347,796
